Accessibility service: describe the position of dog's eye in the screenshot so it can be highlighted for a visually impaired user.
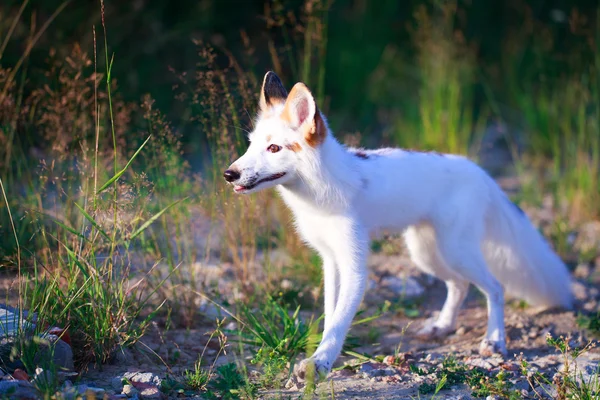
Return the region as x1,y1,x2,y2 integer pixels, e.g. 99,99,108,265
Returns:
267,144,282,153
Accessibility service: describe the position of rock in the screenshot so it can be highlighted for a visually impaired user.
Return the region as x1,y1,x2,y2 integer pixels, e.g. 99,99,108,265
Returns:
574,263,592,279
571,281,588,302
455,326,467,336
34,334,74,371
359,362,397,378
466,358,493,370
380,276,424,298
83,387,106,397
33,368,54,387
0,380,37,399
198,300,222,319
0,305,36,365
123,384,139,397
139,385,162,399
124,371,162,386
60,384,78,400
12,368,29,381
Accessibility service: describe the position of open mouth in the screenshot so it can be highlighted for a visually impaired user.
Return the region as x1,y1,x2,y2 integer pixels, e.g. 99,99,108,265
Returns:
234,172,286,192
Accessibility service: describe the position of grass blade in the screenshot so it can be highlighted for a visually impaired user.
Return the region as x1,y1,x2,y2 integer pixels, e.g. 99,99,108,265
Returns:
73,201,110,241
128,197,188,241
96,135,152,194
35,210,90,243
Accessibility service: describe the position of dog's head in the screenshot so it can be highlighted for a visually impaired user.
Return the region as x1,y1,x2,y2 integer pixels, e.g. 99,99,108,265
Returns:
223,71,327,194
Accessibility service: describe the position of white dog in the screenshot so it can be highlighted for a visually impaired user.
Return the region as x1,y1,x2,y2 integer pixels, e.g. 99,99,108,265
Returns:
224,71,573,380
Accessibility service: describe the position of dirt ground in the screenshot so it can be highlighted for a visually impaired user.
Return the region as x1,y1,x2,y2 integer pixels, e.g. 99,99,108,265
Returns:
33,249,595,400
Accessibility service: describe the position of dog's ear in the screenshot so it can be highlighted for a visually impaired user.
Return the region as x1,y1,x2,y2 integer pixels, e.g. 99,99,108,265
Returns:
259,71,288,113
282,82,326,147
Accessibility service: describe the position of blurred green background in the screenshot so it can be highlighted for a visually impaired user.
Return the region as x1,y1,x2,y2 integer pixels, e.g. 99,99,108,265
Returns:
2,0,598,155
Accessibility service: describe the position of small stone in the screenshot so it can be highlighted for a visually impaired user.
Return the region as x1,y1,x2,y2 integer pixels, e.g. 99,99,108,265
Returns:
382,355,395,365
455,326,467,336
125,372,162,386
123,384,139,397
571,281,588,301
0,380,36,399
12,368,29,381
284,377,300,390
33,368,54,387
583,300,598,312
467,358,493,370
528,328,540,338
84,387,106,397
515,322,525,329
139,386,162,399
380,276,424,298
35,335,74,371
574,263,592,279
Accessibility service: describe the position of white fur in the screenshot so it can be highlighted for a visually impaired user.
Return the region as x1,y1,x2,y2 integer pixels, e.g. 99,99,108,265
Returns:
225,74,573,380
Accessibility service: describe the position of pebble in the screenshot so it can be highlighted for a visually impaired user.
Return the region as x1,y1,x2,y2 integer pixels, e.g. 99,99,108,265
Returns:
139,386,162,399
455,326,467,336
0,380,36,399
35,334,74,371
123,384,139,397
466,358,493,370
124,371,162,386
380,276,425,298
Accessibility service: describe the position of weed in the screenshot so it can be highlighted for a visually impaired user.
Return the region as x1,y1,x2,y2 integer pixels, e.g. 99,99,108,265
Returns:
183,358,211,391
520,334,599,399
577,312,600,337
206,362,258,400
235,295,321,368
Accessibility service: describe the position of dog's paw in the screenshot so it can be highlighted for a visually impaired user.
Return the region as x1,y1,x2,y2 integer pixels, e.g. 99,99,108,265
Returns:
294,356,331,383
416,320,454,339
478,339,507,357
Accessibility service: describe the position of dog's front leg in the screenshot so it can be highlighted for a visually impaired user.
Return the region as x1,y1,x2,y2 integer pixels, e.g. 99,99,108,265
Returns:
296,219,368,381
322,254,340,334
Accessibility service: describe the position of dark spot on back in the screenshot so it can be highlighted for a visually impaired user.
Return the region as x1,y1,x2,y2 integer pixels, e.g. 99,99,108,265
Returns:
353,151,369,159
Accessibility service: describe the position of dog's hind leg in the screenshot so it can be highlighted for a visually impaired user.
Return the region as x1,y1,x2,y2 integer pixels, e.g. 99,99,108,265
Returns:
434,222,507,357
405,225,469,339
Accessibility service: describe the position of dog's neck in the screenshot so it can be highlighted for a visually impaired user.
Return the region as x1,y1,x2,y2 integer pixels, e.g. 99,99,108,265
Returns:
278,133,362,213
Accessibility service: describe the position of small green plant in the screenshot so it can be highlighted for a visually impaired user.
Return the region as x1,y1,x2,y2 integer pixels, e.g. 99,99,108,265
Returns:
235,295,322,367
250,347,288,389
577,311,600,337
467,368,521,399
184,357,211,391
206,363,257,400
520,334,599,399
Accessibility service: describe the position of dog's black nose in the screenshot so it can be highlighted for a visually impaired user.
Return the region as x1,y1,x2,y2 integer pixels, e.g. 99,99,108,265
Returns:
223,169,241,182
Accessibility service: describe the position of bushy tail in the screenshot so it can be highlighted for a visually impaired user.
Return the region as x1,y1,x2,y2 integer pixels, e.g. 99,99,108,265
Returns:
483,178,573,309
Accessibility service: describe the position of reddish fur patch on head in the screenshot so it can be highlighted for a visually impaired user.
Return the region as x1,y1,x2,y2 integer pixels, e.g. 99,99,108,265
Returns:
266,135,272,142
281,83,327,148
285,142,302,152
305,108,327,148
